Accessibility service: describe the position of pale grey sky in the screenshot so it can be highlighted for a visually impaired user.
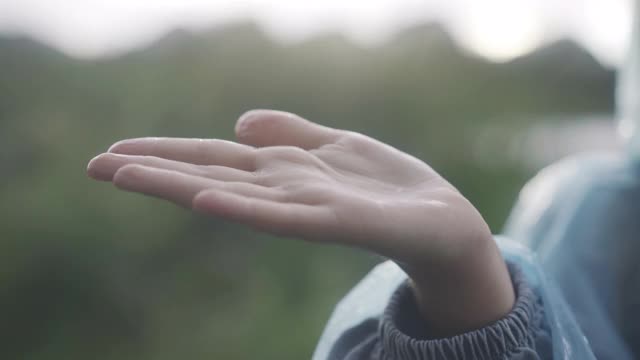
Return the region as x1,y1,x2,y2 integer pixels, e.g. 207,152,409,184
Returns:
0,0,634,65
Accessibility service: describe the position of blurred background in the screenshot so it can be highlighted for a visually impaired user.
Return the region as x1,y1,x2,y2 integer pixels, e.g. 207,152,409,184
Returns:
0,0,634,359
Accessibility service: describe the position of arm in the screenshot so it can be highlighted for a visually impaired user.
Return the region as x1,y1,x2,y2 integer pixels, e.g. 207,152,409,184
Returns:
87,109,514,337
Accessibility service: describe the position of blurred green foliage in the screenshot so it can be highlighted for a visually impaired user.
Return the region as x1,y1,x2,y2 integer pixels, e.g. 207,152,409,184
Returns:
0,22,614,359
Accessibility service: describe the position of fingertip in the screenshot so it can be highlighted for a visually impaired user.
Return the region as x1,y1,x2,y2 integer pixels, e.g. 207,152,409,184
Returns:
87,153,112,181
235,109,267,138
86,155,101,179
107,140,129,153
87,153,132,181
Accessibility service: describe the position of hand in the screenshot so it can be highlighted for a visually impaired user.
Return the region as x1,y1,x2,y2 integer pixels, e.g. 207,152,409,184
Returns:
87,110,514,336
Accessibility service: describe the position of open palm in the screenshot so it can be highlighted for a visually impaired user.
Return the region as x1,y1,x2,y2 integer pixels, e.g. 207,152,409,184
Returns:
88,110,490,266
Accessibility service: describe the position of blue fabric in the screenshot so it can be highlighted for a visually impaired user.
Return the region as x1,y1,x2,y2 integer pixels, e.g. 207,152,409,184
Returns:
505,153,637,359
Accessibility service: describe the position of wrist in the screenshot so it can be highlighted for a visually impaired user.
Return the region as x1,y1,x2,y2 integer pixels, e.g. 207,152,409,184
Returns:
403,233,515,337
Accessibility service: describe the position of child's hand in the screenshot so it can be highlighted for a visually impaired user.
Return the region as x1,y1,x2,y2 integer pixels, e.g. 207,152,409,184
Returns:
88,110,514,336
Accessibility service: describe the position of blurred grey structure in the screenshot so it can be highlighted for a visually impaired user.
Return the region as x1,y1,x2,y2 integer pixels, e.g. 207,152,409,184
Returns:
505,1,640,358
618,0,640,157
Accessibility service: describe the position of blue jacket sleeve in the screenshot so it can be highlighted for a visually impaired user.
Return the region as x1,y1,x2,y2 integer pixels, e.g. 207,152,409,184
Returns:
313,237,597,360
326,263,551,360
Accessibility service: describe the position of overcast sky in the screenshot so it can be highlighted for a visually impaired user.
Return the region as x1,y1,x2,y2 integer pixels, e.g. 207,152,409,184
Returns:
0,0,634,66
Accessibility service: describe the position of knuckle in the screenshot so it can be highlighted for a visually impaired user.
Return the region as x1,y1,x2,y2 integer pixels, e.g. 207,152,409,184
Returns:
118,164,140,176
113,165,142,186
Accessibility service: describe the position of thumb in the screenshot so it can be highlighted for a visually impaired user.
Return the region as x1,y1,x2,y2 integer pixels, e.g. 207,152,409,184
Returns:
234,110,343,149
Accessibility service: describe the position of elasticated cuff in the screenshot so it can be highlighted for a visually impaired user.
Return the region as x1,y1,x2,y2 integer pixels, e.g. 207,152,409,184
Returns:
379,264,544,360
